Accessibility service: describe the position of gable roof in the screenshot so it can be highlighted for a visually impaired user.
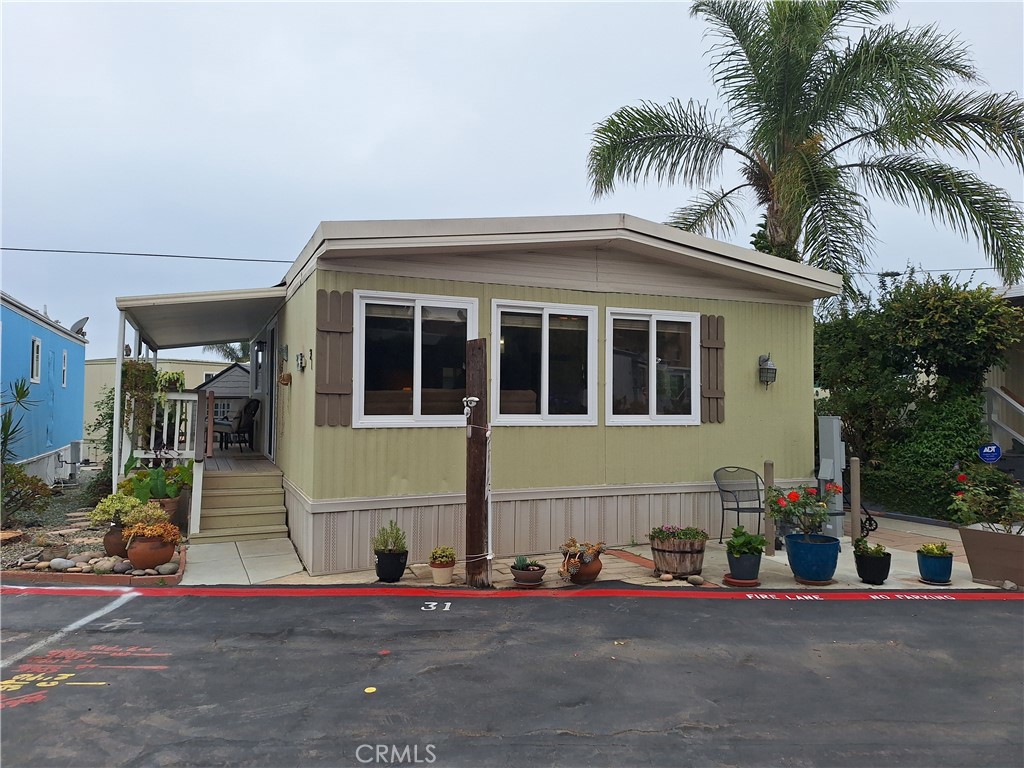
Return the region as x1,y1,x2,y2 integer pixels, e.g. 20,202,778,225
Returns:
195,362,250,391
285,214,843,302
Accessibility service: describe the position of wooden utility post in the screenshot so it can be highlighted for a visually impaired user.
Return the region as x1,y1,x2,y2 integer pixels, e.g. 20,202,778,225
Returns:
464,339,490,588
849,457,861,548
763,460,776,556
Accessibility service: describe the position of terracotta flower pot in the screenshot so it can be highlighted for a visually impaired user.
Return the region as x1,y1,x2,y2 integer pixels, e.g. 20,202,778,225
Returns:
103,525,129,558
569,555,602,585
127,537,176,570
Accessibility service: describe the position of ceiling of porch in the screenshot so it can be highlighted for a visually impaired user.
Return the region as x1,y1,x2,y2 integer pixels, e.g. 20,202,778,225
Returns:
116,286,287,350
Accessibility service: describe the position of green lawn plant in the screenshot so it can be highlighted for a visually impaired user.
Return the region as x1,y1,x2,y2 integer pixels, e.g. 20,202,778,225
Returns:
371,520,407,553
919,541,951,557
88,493,145,527
429,546,457,565
726,525,767,557
853,537,887,557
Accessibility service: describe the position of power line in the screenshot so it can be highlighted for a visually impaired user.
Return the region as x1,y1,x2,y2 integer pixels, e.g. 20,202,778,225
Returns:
0,245,1002,275
0,246,292,264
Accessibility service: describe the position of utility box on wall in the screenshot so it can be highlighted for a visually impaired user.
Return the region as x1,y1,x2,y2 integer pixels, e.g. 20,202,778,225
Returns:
817,415,846,539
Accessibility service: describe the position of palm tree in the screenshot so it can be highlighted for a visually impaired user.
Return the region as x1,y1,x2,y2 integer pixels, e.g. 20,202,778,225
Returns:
203,342,250,363
588,0,1024,288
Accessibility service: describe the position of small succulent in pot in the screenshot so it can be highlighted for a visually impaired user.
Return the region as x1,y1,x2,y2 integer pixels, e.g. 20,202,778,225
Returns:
918,541,951,557
558,538,606,578
512,555,545,572
429,546,457,567
853,537,887,557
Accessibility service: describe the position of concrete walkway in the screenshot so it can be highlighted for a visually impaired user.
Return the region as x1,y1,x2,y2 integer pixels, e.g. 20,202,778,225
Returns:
180,514,994,591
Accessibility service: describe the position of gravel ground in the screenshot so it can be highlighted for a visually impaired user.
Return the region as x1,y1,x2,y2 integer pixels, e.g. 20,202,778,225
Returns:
1,470,107,568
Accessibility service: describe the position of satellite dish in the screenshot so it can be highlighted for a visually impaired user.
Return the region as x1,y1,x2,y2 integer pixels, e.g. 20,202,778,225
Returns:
70,317,89,336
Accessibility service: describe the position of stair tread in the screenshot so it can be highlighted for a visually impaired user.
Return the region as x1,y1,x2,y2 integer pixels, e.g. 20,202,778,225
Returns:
199,505,287,516
191,524,289,538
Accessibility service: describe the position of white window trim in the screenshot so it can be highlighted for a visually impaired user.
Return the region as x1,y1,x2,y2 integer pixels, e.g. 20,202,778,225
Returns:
491,300,598,426
353,290,478,428
605,308,701,426
61,350,68,388
30,337,42,383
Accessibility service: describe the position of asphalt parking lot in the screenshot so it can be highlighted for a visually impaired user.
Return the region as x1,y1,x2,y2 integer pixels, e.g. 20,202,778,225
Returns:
2,584,1022,768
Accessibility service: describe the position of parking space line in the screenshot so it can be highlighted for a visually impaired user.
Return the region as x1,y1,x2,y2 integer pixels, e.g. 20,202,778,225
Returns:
0,592,139,670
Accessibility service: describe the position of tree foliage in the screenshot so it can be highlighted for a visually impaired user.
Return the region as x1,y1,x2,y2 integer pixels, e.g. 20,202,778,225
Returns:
588,0,1024,287
203,342,250,363
816,270,1023,517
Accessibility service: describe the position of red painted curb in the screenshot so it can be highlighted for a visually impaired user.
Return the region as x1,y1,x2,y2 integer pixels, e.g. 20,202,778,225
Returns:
2,584,1021,601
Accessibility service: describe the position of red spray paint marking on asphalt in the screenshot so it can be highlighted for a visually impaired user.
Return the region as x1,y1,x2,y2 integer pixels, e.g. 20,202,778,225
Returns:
2,584,1021,601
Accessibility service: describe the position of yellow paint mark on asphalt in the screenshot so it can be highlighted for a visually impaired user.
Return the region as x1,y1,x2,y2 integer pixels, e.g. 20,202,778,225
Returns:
364,687,377,694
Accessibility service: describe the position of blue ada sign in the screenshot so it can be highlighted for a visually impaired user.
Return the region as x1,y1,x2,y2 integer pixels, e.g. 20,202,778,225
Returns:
978,443,1002,463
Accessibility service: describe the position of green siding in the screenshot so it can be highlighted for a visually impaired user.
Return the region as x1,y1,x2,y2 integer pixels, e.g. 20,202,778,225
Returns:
303,270,815,500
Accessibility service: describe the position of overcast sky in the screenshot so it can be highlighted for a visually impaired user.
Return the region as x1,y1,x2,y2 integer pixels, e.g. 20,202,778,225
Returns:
2,1,1022,360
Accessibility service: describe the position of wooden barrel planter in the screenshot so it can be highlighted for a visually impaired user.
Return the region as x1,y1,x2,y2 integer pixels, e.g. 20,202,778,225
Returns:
651,539,706,576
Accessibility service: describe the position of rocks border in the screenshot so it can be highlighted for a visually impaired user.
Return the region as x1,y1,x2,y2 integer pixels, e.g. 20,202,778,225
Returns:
1,548,187,588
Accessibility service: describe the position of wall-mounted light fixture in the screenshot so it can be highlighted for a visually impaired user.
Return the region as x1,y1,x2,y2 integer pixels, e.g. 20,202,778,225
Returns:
758,354,777,388
296,352,306,372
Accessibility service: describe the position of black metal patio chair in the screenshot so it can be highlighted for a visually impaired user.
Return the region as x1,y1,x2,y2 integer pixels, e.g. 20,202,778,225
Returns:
713,466,767,543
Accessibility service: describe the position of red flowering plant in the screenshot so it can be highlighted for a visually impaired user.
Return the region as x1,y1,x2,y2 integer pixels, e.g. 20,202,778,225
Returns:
949,464,1024,535
766,482,842,540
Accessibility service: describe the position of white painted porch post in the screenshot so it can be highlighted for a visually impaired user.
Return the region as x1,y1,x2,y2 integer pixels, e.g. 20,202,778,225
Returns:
112,311,126,493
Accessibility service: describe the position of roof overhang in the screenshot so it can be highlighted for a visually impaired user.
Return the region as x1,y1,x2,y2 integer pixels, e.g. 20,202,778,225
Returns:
285,214,844,302
116,287,287,351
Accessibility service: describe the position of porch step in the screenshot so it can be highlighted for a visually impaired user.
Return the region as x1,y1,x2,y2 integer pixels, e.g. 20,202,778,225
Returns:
202,472,283,491
201,487,284,509
188,524,289,544
198,506,287,530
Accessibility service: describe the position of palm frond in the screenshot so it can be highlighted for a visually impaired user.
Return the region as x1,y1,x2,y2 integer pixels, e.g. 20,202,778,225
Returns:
665,184,750,238
689,1,770,123
801,183,875,293
588,100,751,197
810,23,978,143
848,154,1024,284
832,91,1024,171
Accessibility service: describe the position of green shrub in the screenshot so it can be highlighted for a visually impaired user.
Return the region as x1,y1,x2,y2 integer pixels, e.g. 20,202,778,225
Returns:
863,391,986,519
1,463,52,527
371,520,407,552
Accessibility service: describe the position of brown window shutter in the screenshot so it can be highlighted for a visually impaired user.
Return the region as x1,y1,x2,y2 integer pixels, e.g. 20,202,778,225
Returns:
315,290,353,426
700,315,725,423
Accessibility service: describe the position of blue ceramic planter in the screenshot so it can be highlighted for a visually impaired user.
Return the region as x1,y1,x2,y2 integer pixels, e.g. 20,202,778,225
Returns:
784,533,841,583
917,552,953,584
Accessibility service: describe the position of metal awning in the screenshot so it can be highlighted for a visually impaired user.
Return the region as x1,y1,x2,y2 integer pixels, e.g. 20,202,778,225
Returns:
116,286,287,350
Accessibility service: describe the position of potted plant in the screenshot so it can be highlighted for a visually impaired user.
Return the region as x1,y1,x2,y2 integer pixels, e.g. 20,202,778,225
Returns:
950,465,1024,588
372,520,408,583
428,545,457,585
767,481,843,584
853,537,891,585
122,518,182,570
649,525,709,577
121,458,194,528
917,541,954,585
558,538,606,585
88,493,146,557
724,525,767,584
510,555,546,586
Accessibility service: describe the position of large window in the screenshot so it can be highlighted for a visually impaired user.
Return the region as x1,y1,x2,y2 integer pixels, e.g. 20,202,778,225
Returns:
606,309,700,425
493,301,597,425
30,338,42,383
355,292,477,426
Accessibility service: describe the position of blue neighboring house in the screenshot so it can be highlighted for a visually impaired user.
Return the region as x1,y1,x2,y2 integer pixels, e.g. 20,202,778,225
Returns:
1,291,88,484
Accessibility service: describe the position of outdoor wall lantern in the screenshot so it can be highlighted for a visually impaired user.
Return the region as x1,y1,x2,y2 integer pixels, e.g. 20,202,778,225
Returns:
758,354,777,388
